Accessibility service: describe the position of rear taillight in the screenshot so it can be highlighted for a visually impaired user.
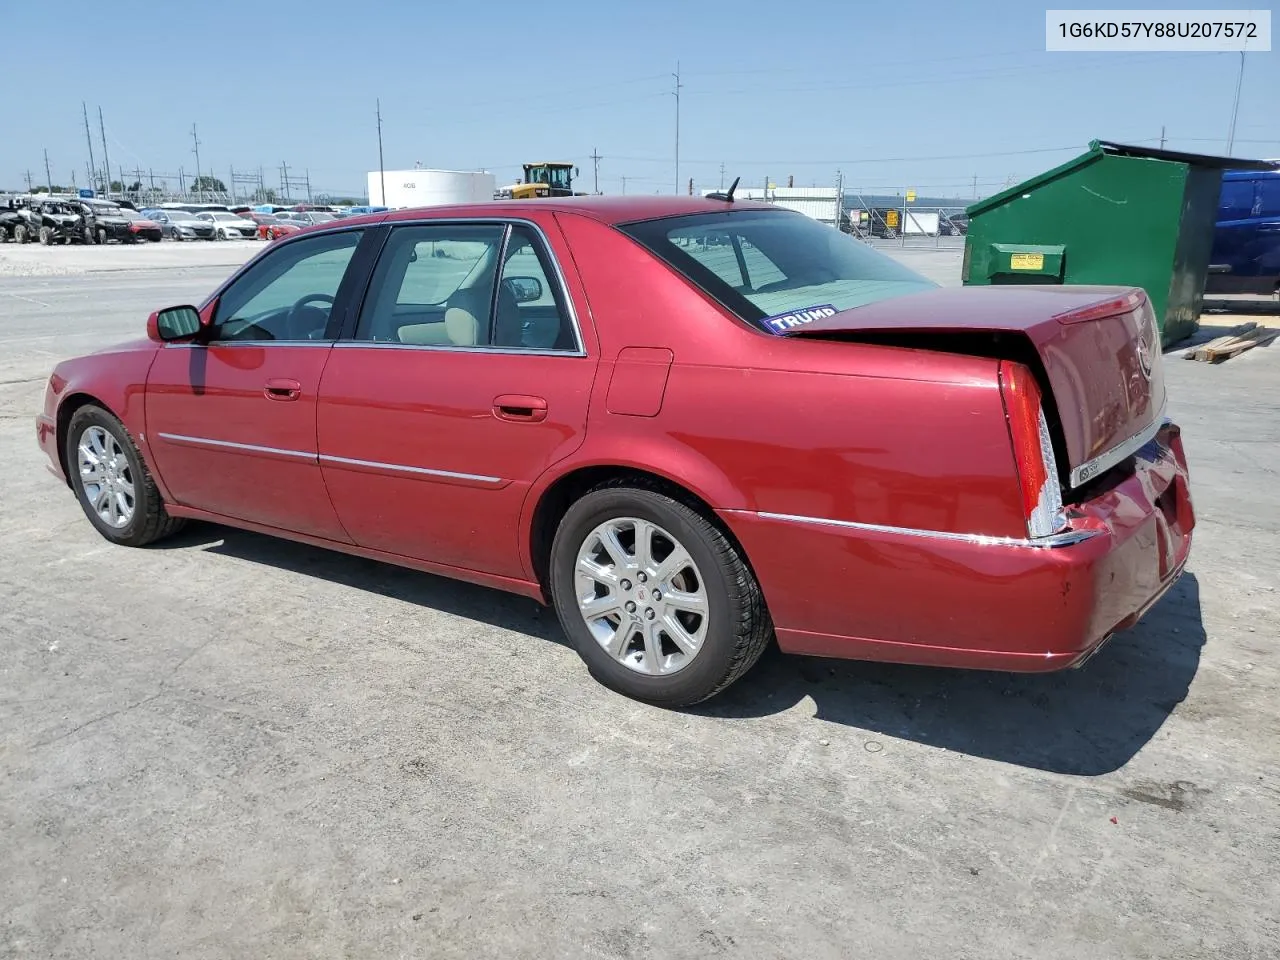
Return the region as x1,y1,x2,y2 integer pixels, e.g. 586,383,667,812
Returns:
999,360,1064,539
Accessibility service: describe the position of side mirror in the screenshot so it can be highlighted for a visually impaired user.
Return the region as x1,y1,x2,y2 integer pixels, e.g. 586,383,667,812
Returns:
505,276,543,303
147,304,204,342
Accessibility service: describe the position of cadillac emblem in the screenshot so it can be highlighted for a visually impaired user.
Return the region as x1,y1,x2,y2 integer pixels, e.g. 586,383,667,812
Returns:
1136,335,1153,381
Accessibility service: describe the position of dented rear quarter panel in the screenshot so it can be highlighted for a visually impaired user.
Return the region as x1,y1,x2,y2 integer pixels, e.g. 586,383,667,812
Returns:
542,211,1027,540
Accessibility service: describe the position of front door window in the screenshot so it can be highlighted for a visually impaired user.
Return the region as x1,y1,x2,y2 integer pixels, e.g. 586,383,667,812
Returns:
212,230,362,342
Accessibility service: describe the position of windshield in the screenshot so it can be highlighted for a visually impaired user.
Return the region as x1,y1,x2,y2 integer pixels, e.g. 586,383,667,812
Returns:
527,165,571,190
308,212,336,223
210,212,240,221
619,210,936,334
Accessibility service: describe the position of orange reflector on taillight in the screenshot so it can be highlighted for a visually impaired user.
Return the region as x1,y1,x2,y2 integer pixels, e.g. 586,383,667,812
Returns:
999,360,1064,539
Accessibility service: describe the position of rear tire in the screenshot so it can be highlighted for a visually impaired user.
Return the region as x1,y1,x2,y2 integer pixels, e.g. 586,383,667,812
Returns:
96,227,107,245
64,405,186,547
549,482,772,707
39,226,53,245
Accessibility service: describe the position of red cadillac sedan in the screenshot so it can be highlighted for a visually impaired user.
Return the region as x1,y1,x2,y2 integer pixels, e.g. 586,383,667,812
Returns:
35,195,1193,706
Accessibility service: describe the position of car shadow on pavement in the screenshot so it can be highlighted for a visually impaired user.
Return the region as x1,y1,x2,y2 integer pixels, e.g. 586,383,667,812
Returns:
158,524,571,648
698,573,1206,777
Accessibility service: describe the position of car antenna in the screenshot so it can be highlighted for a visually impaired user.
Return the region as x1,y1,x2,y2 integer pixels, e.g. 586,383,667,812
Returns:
706,176,740,202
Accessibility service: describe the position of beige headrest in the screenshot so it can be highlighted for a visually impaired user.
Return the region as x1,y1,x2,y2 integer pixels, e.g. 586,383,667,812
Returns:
444,307,480,346
397,322,453,345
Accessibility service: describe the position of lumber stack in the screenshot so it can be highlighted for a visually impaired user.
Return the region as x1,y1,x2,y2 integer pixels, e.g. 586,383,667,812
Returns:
1182,322,1280,363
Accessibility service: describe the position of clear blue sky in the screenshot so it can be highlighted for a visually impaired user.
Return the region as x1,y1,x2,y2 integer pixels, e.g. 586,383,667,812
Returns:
5,0,1276,199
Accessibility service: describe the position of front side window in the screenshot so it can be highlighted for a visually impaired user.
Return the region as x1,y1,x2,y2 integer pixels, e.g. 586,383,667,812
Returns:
211,230,362,342
620,209,936,333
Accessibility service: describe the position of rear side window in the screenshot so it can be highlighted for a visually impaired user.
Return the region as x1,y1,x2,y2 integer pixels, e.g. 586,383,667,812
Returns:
1258,179,1280,217
1219,180,1257,220
620,209,935,333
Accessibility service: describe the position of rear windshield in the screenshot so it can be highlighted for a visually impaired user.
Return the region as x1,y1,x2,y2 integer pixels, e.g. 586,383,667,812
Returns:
619,209,936,333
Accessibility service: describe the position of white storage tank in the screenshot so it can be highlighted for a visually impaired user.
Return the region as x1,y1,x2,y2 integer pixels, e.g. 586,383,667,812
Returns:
367,169,497,209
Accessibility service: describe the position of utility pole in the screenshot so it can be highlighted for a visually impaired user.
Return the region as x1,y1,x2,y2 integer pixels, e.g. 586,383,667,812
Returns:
191,123,203,198
672,61,682,195
376,99,386,206
590,147,601,194
1159,125,1167,150
82,102,98,194
1226,51,1246,155
280,161,289,202
719,162,725,190
621,175,628,195
835,169,844,231
43,149,53,193
972,174,978,199
98,107,112,198
24,170,33,191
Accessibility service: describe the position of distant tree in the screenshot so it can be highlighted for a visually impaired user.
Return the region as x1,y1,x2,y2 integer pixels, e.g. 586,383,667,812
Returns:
252,187,278,203
109,180,124,192
190,176,226,193
128,180,142,194
332,197,360,206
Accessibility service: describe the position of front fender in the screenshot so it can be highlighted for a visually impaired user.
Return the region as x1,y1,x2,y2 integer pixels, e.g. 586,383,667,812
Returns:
45,341,167,496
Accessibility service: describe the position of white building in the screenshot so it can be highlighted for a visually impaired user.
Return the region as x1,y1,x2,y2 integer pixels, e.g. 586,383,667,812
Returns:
367,168,496,209
703,185,844,228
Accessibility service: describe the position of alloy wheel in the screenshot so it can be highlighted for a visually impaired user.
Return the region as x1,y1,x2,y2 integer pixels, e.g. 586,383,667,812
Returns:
77,425,135,528
574,517,709,676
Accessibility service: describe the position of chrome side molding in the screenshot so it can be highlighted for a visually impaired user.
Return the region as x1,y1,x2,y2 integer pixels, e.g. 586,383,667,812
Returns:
755,511,1102,549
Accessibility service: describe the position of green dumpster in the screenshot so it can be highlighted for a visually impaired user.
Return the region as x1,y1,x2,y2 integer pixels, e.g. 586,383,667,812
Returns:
962,140,1276,346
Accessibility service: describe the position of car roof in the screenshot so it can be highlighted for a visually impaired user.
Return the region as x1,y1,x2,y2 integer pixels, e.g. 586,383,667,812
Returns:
1223,167,1280,180
336,195,779,231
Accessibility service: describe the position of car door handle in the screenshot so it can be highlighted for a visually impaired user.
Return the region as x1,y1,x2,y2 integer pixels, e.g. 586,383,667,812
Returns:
264,378,302,401
493,394,548,422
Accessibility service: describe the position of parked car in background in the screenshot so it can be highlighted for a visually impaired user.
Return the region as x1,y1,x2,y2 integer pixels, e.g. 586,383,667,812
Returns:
35,200,86,244
116,208,164,242
250,214,301,241
142,209,216,241
276,210,338,227
0,199,41,243
1207,167,1280,297
76,201,133,244
242,212,282,238
35,196,1194,707
195,210,259,239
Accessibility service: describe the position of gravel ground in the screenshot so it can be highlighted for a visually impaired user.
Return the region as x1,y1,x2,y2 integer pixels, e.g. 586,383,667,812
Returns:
0,242,1277,959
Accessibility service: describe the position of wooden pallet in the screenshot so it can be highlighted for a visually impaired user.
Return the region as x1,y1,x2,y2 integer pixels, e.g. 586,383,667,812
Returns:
1183,323,1280,363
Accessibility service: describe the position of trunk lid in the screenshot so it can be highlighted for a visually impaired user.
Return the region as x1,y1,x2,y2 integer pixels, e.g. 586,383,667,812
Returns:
786,285,1166,489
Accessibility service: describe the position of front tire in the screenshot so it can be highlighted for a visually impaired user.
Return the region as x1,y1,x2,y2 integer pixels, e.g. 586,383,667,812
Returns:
64,405,185,547
96,227,107,245
549,483,772,707
14,224,28,243
39,226,53,245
